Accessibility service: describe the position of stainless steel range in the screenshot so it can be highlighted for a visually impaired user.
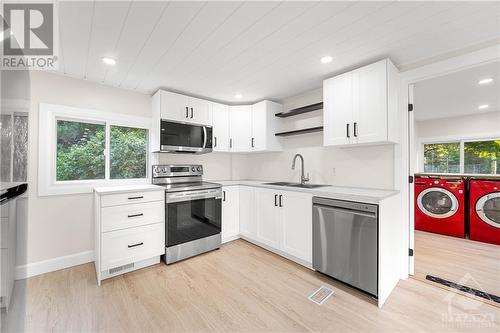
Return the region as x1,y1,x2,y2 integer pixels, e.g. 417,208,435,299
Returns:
152,164,222,264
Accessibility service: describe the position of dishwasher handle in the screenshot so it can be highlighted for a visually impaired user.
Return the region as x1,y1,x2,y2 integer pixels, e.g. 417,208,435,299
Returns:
313,197,378,216
314,203,377,219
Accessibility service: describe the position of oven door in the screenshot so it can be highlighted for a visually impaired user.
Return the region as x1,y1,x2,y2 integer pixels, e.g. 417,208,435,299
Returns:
160,120,212,153
166,188,222,247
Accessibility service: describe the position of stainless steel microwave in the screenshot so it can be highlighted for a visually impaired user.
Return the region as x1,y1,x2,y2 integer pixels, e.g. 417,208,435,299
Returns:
159,120,213,154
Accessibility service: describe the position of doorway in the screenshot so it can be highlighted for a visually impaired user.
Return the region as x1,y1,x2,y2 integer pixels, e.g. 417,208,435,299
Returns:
408,60,500,305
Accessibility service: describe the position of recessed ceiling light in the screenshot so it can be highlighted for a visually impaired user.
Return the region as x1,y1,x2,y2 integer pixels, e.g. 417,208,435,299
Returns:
478,78,493,85
234,93,243,99
320,56,333,64
478,104,489,110
102,57,116,66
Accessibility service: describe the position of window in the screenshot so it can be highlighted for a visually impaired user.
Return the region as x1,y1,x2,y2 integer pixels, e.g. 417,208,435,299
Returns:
39,103,151,196
422,139,499,175
464,140,499,174
423,143,460,173
0,113,28,183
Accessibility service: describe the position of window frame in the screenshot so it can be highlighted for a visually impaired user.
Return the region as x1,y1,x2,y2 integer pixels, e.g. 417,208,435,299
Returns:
419,133,500,175
39,103,151,196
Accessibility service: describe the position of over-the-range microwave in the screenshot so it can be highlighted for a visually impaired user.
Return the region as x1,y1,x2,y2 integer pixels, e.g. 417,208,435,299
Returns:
158,120,213,154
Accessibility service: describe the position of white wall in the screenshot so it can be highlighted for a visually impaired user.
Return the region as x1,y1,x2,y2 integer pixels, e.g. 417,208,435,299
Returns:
232,88,395,189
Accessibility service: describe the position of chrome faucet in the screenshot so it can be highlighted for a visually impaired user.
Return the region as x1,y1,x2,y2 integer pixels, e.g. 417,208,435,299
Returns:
291,153,309,185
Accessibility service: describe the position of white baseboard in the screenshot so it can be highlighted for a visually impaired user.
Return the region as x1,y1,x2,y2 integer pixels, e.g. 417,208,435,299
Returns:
221,234,240,244
15,250,94,280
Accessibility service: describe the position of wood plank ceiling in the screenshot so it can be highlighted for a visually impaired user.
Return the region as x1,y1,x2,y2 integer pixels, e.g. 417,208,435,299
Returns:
57,1,500,103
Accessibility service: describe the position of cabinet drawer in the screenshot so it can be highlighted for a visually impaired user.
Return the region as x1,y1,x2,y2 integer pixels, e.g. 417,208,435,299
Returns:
101,201,164,233
101,223,164,271
100,191,164,207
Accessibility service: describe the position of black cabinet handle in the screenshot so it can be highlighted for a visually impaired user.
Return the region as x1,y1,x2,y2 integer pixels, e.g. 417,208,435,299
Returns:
251,138,255,148
127,213,143,218
353,122,358,137
274,194,278,207
223,191,226,202
346,123,350,138
279,195,283,207
229,138,233,148
214,136,217,147
185,107,189,118
190,107,194,118
128,196,143,200
128,242,143,248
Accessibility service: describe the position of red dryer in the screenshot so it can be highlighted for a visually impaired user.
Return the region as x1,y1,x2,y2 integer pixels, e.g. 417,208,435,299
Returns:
414,177,465,238
469,179,500,246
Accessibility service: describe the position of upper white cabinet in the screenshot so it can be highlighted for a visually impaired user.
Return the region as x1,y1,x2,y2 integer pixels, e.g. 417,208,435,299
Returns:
153,90,212,126
229,105,252,152
251,101,282,152
323,59,399,147
211,102,230,152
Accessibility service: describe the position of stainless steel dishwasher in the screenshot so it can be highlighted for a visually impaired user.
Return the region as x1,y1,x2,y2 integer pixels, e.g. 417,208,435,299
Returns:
312,197,378,297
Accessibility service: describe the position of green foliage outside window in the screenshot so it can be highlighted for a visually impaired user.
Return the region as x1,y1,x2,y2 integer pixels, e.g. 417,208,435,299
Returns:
56,120,148,181
56,120,105,181
423,143,460,173
464,140,499,174
110,126,147,179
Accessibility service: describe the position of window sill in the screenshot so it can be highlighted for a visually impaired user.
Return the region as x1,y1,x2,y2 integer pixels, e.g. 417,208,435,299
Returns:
39,178,151,197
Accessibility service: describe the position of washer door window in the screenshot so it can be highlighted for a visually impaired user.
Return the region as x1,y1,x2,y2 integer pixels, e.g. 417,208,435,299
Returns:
417,188,458,219
476,193,500,228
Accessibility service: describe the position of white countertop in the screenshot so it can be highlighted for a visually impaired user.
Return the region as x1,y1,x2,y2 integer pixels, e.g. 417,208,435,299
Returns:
212,180,399,204
94,184,165,195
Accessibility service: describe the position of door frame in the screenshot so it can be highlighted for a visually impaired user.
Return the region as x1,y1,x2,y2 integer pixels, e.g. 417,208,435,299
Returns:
396,44,500,277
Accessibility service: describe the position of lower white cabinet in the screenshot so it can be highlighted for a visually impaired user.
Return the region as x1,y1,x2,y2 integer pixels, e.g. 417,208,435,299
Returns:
94,186,165,285
241,187,313,265
221,186,239,242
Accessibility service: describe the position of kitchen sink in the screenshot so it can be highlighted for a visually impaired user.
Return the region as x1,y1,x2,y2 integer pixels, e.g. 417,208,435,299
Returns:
264,182,329,189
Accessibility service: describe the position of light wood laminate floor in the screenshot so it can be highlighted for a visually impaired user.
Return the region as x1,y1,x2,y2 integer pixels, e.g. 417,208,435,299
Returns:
5,239,500,332
415,230,500,303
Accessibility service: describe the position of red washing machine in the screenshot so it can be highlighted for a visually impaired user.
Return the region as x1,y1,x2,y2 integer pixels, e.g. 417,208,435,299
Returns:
414,177,465,238
469,179,500,246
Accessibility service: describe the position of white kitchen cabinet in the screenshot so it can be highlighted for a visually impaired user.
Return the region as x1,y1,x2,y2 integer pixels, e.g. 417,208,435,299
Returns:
239,186,256,238
153,90,212,126
222,186,239,242
323,58,399,147
255,188,282,249
229,105,252,152
94,185,165,285
211,102,230,152
251,101,282,151
280,190,313,263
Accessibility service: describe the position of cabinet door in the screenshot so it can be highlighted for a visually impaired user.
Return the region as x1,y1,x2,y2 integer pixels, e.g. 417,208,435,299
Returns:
255,188,281,249
212,103,230,152
229,105,252,152
160,91,190,122
323,72,353,146
222,186,240,242
251,101,267,151
239,186,256,238
280,191,313,263
352,60,387,144
189,97,212,125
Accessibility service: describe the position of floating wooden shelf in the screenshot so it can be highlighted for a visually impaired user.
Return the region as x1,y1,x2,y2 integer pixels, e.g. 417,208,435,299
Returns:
275,126,323,137
275,102,323,118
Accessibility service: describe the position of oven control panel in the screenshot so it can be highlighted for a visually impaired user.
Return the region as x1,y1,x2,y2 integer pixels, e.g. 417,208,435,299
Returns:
152,164,203,178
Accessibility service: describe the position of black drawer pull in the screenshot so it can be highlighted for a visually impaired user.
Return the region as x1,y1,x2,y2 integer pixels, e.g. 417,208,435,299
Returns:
127,213,143,218
128,242,144,248
128,196,143,200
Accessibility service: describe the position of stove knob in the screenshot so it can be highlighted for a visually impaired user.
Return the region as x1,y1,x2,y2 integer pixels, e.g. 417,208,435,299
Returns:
191,167,196,172
197,166,202,172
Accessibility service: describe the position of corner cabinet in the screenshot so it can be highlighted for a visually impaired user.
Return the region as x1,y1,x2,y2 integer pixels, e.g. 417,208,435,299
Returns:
323,59,399,147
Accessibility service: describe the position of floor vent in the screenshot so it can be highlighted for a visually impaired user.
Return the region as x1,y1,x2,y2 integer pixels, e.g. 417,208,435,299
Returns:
309,286,334,305
109,263,134,275
426,275,500,304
